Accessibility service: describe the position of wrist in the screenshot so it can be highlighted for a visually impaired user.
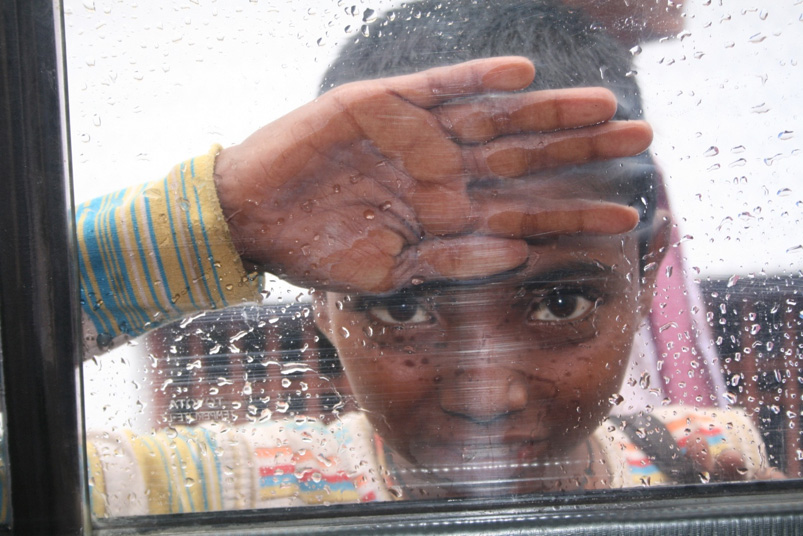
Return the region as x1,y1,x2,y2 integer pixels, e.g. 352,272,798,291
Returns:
213,145,259,269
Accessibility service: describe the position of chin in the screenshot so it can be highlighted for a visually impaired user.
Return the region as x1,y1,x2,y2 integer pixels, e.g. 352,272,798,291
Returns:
401,440,557,497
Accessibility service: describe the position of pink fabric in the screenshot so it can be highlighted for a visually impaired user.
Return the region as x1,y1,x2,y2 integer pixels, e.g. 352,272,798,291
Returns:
648,174,726,407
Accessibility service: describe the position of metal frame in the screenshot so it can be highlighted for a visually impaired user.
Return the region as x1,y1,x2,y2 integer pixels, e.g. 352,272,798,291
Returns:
0,0,801,534
0,0,87,533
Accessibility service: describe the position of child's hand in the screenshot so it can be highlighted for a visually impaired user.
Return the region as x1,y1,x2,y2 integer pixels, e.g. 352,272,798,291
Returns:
214,57,652,293
684,431,787,482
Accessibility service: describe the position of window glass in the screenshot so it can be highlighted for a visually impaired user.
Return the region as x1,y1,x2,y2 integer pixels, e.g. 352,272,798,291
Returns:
65,0,802,523
0,328,10,528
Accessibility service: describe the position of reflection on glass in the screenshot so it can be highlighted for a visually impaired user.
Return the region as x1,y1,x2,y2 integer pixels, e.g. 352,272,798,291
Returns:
0,327,9,526
67,0,800,519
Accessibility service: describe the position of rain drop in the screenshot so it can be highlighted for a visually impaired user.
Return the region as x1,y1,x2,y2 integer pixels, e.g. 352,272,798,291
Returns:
608,393,624,406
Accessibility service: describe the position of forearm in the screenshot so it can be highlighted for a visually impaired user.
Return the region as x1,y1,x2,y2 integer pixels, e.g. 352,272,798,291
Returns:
77,146,261,354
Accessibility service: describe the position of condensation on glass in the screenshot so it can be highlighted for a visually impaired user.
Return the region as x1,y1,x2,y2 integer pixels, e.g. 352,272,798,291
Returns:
66,0,802,522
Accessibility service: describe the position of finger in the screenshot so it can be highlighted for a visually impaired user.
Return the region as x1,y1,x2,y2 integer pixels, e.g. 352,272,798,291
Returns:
434,88,618,144
684,432,714,478
331,87,464,184
755,467,787,480
402,236,529,284
712,449,749,481
387,56,536,108
479,200,640,238
466,121,653,179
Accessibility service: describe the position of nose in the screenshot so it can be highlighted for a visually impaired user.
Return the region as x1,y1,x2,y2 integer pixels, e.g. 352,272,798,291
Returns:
439,366,528,423
438,324,529,423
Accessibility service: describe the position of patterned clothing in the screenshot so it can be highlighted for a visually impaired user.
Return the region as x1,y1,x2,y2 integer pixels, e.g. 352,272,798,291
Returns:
87,408,768,517
75,150,770,516
596,407,767,488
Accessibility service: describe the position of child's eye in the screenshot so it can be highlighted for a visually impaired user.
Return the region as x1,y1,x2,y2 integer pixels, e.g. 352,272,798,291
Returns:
368,297,432,325
528,291,598,323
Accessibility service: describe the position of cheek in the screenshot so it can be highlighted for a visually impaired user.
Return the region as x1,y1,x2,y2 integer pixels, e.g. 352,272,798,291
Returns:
334,326,438,413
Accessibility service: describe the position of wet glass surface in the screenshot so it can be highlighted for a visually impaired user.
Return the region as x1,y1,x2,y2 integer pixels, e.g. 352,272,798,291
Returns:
65,0,802,520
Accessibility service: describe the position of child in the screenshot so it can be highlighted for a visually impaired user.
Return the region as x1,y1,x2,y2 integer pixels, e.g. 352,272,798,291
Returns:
81,0,773,517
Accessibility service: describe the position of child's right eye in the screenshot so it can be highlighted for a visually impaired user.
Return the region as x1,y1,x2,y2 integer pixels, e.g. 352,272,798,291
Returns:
367,296,432,325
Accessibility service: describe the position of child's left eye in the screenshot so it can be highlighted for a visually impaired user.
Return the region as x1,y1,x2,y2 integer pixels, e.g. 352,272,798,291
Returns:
528,291,598,323
368,298,432,325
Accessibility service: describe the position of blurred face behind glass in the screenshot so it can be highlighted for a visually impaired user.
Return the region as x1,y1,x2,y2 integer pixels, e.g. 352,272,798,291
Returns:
315,162,662,497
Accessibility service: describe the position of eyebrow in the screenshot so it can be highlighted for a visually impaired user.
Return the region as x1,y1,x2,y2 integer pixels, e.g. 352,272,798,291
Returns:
364,261,623,299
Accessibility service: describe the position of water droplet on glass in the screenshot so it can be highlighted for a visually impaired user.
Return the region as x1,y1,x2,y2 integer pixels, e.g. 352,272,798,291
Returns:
748,33,766,44
629,45,642,56
340,326,350,339
698,471,711,483
608,393,624,406
727,274,740,287
380,201,392,211
363,209,376,220
658,322,678,333
639,372,651,390
703,146,719,157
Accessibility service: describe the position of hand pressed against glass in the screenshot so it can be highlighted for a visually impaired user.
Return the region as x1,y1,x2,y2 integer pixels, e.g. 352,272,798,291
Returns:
214,57,651,294
317,228,663,497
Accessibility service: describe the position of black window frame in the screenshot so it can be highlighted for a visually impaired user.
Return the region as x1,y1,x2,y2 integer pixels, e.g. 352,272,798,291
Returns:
1,0,803,534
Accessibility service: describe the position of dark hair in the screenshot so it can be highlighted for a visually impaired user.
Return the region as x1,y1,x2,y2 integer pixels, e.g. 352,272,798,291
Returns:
321,0,657,238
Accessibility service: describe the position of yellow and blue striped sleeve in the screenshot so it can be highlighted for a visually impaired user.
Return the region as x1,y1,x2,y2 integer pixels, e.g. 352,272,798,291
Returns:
77,145,261,350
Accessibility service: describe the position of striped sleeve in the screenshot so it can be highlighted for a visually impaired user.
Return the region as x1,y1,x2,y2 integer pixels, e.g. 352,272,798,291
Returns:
88,424,253,516
77,145,261,352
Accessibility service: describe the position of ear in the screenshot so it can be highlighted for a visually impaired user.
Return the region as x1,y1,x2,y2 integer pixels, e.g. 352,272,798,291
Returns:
637,208,672,313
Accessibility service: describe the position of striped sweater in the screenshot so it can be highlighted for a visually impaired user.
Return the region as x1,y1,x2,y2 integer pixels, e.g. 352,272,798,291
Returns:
77,145,260,352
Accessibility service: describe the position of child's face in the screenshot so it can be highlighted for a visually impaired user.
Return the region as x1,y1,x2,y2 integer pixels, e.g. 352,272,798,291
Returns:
319,229,657,494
